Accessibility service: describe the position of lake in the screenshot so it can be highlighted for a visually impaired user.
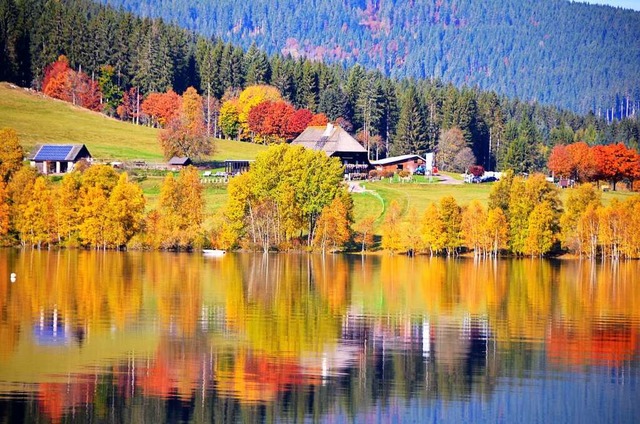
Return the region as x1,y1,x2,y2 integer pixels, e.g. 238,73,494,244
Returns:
0,250,638,423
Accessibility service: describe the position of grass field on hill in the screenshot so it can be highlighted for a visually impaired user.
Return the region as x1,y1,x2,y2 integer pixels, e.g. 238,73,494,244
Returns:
0,83,266,161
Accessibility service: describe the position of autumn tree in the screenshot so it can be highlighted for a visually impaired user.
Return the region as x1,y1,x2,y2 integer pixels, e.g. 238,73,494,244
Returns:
559,183,601,253
439,196,463,256
593,143,640,190
485,207,509,257
42,55,101,111
313,195,352,253
236,85,282,139
0,127,24,182
19,177,55,248
6,165,38,238
105,173,146,247
524,201,557,257
156,166,205,250
354,215,376,252
53,172,81,245
380,200,404,253
547,144,573,178
461,200,487,257
0,182,9,242
224,144,346,250
141,89,181,127
219,99,240,139
421,202,446,256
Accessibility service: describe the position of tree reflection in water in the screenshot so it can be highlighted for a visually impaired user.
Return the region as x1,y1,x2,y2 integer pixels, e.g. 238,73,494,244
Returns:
0,250,638,422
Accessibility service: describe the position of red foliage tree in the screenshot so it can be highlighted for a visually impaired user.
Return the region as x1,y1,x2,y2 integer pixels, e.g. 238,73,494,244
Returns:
285,108,313,139
308,113,329,127
548,144,574,178
593,143,640,190
43,55,73,102
141,90,181,127
566,141,597,182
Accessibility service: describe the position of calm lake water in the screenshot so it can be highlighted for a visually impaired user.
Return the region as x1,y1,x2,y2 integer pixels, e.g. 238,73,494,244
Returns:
0,249,638,423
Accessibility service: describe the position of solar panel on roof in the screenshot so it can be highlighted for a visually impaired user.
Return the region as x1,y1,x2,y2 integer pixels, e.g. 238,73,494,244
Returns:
34,145,74,161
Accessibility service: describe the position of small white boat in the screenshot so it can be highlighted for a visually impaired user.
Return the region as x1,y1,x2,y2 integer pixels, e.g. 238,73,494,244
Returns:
203,249,226,257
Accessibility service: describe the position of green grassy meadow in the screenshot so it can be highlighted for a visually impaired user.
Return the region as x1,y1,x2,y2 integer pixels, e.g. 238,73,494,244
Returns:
0,83,267,161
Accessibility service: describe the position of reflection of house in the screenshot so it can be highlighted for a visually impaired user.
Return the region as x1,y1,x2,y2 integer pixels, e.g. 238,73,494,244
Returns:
370,154,425,174
29,144,92,174
291,123,370,177
168,156,192,170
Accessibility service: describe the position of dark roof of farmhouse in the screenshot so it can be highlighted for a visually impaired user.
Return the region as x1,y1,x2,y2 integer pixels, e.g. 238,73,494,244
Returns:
291,124,367,155
168,157,192,165
30,144,91,162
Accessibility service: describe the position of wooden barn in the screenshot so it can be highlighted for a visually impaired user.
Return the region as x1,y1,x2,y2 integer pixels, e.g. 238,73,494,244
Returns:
168,156,193,170
291,123,370,178
29,144,92,174
370,154,426,174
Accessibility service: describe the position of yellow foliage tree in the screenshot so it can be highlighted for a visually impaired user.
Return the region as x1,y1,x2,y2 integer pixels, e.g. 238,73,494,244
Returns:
106,173,146,247
236,85,282,140
402,207,424,254
354,215,376,252
156,166,205,250
313,195,352,253
0,127,24,182
54,172,81,245
524,201,556,257
421,202,446,256
19,177,56,248
381,200,405,253
576,203,600,258
78,185,109,249
484,207,509,257
461,200,487,256
559,183,601,253
0,182,10,241
439,196,462,256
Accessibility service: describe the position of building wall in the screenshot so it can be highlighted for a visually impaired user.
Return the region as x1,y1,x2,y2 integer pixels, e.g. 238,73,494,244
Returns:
375,158,425,174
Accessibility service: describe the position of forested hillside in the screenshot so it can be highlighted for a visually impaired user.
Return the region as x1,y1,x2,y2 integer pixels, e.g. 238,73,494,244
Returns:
1,0,639,172
96,0,640,115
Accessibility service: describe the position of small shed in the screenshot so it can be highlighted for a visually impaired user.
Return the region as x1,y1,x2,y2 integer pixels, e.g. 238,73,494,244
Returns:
168,157,193,170
370,154,426,174
224,160,253,175
29,144,92,174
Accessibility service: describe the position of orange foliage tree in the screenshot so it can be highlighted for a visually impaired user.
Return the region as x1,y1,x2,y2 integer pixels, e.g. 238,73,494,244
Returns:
42,55,101,111
141,89,181,127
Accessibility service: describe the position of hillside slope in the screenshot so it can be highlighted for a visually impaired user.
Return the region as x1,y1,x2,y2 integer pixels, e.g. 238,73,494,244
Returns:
101,0,640,114
0,83,266,161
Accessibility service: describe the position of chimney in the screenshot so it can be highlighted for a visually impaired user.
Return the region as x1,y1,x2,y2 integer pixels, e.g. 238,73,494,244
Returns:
322,122,334,137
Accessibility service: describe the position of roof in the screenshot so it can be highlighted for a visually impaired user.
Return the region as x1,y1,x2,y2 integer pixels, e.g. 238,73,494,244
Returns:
370,154,426,166
291,124,367,156
30,144,91,162
168,157,192,165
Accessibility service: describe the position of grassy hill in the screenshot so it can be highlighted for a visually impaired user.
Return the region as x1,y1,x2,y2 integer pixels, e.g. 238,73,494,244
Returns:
0,83,266,161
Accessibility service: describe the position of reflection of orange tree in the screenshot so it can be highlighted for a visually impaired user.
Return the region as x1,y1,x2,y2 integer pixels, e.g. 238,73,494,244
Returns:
38,380,96,424
547,261,640,366
214,349,320,404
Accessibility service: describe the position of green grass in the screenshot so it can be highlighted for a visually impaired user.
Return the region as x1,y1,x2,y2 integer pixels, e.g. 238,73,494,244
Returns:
0,82,267,161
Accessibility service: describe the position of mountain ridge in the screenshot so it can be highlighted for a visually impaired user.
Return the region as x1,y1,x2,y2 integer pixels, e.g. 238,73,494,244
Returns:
100,0,640,114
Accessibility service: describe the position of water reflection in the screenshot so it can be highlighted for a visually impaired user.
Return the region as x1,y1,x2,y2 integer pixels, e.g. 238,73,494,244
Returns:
0,250,638,422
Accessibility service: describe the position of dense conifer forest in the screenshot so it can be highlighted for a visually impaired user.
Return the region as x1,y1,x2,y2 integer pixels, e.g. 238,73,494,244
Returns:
97,0,640,115
1,0,639,171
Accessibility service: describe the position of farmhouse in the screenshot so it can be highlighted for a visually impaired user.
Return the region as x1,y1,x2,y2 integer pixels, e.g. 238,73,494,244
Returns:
29,144,92,174
292,123,370,178
370,154,426,174
168,156,193,170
